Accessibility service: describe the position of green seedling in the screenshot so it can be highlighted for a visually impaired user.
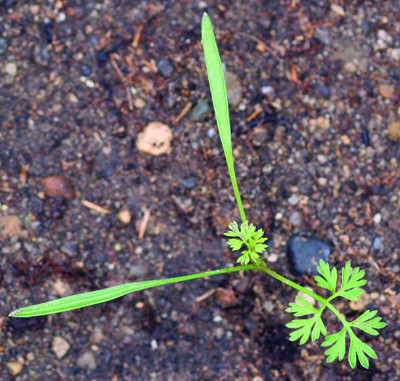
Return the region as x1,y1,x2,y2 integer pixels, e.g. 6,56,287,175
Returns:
9,13,386,369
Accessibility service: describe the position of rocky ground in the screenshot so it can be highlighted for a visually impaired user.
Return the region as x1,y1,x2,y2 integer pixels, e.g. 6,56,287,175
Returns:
1,1,399,380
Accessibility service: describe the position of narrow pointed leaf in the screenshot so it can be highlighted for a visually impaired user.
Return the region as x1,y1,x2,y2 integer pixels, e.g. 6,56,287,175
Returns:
9,265,256,318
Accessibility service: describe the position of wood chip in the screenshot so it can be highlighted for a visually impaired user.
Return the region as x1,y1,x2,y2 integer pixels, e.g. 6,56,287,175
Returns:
132,23,144,49
246,107,262,122
331,4,345,16
174,102,193,123
138,208,150,239
195,289,216,303
19,164,28,188
81,200,111,214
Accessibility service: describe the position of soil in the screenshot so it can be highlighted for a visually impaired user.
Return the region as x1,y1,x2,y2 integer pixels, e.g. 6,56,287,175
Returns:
1,1,400,380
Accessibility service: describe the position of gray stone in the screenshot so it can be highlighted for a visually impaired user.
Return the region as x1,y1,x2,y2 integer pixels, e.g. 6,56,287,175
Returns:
225,71,242,107
287,235,332,276
77,350,96,370
0,38,8,55
157,58,174,77
129,265,146,278
33,43,50,66
373,237,383,251
191,100,211,122
314,85,331,99
181,177,197,189
289,211,302,227
61,241,78,256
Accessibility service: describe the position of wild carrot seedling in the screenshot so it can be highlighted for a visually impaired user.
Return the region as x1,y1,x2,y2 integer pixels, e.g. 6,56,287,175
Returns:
9,13,386,369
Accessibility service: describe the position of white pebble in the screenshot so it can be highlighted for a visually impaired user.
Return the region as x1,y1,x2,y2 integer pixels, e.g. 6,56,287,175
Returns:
391,48,400,61
373,213,382,224
5,62,17,76
150,339,158,350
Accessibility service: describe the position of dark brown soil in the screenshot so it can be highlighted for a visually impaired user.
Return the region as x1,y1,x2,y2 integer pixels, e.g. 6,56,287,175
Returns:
1,1,399,380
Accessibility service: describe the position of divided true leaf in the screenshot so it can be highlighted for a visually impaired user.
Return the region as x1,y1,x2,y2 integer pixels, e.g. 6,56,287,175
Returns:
225,221,268,265
351,310,387,336
348,331,377,369
337,261,367,301
322,328,347,363
286,314,326,344
315,259,338,294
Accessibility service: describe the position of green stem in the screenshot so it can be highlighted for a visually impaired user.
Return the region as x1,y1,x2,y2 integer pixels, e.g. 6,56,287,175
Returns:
228,161,247,223
255,261,327,304
255,260,349,328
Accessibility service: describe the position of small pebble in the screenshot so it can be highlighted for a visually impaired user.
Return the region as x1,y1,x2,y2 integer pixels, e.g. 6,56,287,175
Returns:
296,288,316,306
6,361,23,376
341,135,351,145
388,121,400,141
33,44,50,66
136,122,173,156
39,175,76,201
344,61,357,73
5,62,17,76
134,98,146,108
53,279,71,297
191,100,211,122
215,287,237,308
261,85,274,95
287,235,332,276
61,241,78,256
157,58,174,77
91,326,106,344
373,213,382,224
181,177,197,189
150,339,158,350
117,209,131,224
288,195,299,206
317,116,330,130
314,85,331,99
391,48,400,61
349,292,370,311
213,327,225,339
225,71,242,107
263,300,274,312
129,265,146,278
289,211,302,227
207,128,216,138
379,305,391,315
52,336,70,359
372,237,383,251
68,93,79,103
331,3,345,16
0,38,8,55
77,350,97,370
30,4,40,14
378,83,395,99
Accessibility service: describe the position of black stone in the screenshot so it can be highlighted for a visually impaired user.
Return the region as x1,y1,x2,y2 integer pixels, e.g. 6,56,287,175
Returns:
287,235,332,276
